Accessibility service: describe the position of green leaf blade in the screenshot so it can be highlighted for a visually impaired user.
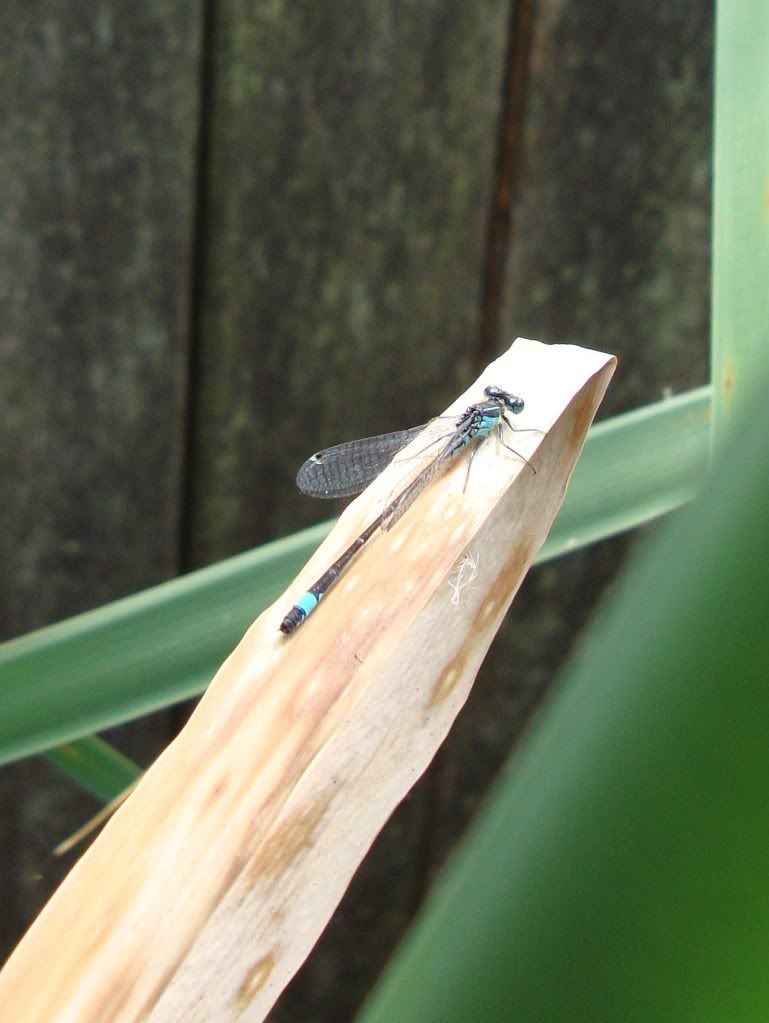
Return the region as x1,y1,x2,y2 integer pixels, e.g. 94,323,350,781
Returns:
357,377,769,1023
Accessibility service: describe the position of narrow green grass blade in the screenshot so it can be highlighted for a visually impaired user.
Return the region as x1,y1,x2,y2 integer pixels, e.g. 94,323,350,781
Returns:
44,737,141,802
0,528,326,766
711,0,769,437
540,385,710,561
357,374,769,1023
0,391,711,769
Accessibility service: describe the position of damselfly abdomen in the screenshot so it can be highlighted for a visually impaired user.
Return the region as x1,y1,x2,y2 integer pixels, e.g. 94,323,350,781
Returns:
280,385,527,635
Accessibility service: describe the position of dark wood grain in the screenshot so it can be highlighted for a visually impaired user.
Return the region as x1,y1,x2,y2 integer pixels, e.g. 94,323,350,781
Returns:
0,0,201,962
501,1,713,416
423,0,713,944
186,0,511,564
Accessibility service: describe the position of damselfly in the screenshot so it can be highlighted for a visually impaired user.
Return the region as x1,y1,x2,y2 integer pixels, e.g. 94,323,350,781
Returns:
280,385,529,635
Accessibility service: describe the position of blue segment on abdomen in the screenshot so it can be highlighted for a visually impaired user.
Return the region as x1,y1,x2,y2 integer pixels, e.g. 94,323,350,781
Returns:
294,591,319,616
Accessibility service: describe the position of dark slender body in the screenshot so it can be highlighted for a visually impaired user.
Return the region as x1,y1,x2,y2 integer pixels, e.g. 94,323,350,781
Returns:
280,386,525,635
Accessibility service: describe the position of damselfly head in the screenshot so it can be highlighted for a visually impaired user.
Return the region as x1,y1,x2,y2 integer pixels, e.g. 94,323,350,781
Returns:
483,385,524,415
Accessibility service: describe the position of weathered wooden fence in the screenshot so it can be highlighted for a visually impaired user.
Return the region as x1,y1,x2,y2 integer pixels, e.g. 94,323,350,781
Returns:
0,2,712,1019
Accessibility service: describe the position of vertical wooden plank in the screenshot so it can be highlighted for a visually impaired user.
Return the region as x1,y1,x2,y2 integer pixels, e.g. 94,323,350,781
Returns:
425,0,713,951
189,0,512,560
501,2,713,416
0,1,201,962
189,3,512,1019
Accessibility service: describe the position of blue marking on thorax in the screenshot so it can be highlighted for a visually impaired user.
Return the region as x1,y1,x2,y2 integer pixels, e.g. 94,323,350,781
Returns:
449,410,501,457
477,412,499,435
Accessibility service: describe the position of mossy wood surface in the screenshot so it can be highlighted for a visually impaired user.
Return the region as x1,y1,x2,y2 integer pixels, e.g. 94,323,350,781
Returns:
0,1,202,962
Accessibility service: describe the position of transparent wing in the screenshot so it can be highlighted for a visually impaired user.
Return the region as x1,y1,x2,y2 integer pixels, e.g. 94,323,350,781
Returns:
381,418,541,522
380,446,453,530
296,424,429,499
